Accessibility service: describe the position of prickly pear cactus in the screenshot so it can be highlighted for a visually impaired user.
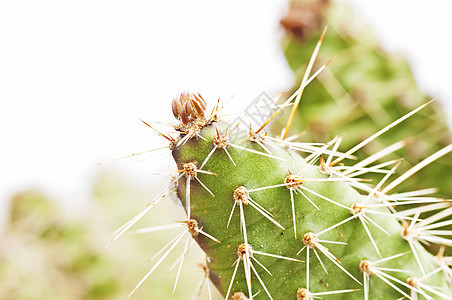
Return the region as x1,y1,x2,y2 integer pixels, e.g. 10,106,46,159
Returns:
111,87,452,299
279,0,452,198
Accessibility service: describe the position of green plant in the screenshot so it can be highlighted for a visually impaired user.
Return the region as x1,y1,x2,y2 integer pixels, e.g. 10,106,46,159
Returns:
279,0,452,199
0,178,198,300
0,190,120,300
110,79,452,299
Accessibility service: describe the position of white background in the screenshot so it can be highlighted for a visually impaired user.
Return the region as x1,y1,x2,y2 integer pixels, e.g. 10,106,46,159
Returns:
1,0,451,226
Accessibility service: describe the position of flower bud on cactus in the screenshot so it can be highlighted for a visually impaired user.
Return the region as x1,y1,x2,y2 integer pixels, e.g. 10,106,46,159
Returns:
172,92,208,126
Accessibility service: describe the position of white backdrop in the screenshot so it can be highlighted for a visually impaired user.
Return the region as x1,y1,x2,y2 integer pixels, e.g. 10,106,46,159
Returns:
1,0,451,226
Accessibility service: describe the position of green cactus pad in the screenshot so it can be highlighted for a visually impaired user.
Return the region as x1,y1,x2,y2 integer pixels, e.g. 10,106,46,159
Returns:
170,118,451,299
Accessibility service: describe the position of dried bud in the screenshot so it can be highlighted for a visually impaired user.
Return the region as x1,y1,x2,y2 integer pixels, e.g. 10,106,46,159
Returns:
172,92,207,125
280,0,329,42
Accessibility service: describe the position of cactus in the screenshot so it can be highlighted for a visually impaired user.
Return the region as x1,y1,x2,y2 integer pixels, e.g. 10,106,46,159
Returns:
110,80,452,299
279,0,452,199
107,5,452,297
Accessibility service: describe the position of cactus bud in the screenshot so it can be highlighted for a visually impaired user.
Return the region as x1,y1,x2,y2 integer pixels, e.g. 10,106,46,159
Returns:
172,92,207,125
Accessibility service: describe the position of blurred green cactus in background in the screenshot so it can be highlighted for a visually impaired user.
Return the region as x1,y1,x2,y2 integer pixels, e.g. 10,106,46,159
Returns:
0,190,119,299
278,0,452,197
0,176,203,300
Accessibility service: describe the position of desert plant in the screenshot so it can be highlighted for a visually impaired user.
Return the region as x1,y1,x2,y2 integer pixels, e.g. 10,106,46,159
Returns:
279,0,452,199
0,190,120,300
107,5,452,296
0,178,198,300
110,78,452,298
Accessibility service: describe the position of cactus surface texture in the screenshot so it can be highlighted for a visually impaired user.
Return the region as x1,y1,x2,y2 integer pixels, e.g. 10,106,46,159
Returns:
111,81,452,299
